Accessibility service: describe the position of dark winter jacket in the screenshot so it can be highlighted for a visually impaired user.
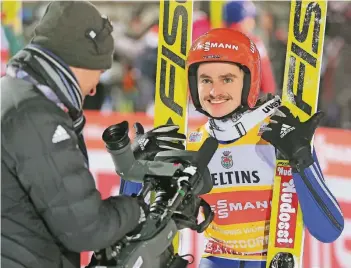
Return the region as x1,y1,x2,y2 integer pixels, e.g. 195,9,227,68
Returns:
1,76,141,268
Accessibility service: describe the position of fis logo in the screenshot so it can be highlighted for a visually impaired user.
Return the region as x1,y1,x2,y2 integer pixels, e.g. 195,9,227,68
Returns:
156,0,191,124
286,1,325,116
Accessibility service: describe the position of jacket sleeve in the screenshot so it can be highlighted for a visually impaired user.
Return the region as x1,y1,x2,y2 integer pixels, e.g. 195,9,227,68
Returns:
2,100,141,252
293,147,344,242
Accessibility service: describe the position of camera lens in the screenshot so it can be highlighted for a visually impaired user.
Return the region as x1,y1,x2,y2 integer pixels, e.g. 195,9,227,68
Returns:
102,121,130,151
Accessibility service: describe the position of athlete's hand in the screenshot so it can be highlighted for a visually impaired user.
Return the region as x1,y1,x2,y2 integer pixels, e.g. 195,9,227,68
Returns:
131,123,186,161
261,106,324,170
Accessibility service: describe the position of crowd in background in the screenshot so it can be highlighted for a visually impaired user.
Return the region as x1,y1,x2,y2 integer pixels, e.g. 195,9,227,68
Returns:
2,0,351,129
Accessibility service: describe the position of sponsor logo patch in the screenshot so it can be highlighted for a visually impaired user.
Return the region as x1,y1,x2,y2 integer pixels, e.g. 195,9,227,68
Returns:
188,131,203,143
221,151,233,169
193,41,239,52
204,190,273,225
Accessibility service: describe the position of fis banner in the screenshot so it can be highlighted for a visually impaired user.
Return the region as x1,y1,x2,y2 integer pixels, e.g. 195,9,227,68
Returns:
267,1,328,267
154,0,193,133
282,0,327,120
154,0,193,254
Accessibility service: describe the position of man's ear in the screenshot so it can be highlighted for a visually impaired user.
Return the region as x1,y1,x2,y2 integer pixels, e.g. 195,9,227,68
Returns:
89,88,96,96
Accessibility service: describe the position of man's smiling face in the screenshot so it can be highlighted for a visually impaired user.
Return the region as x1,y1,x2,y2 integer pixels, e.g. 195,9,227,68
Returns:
197,62,245,118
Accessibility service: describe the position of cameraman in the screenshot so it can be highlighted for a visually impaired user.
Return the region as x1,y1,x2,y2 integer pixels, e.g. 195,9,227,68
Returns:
1,2,147,268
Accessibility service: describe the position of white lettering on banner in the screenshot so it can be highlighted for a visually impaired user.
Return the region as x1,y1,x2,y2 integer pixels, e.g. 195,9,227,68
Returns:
276,179,296,245
327,177,351,202
314,134,351,171
193,41,239,52
88,150,115,171
211,199,272,219
206,235,269,250
322,242,332,268
277,166,292,176
84,125,106,139
310,234,321,268
178,229,194,256
88,150,120,197
334,219,351,268
306,215,351,268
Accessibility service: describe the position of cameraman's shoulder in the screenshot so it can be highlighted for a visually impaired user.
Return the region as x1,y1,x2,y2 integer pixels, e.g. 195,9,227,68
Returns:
2,78,70,127
186,125,209,151
2,81,72,142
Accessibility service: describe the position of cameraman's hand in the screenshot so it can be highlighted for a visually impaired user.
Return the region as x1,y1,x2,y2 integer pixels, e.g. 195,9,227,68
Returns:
125,194,149,240
131,123,186,161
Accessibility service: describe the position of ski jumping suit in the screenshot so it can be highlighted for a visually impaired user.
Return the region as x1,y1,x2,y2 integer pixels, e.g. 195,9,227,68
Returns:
121,117,343,268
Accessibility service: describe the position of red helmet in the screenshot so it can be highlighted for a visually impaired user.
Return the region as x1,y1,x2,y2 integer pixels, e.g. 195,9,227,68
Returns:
186,28,261,117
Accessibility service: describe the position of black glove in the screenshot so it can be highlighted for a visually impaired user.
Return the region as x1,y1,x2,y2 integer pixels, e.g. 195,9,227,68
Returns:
131,123,186,161
261,106,324,170
125,194,149,240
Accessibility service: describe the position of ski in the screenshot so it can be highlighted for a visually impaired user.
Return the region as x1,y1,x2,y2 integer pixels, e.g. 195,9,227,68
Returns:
209,0,224,29
154,0,193,254
266,1,328,268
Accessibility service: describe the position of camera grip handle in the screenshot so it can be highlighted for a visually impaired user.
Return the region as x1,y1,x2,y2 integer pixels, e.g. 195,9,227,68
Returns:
195,198,214,233
172,198,214,233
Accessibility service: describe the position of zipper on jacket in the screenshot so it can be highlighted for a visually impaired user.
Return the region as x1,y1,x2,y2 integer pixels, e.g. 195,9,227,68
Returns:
299,170,342,231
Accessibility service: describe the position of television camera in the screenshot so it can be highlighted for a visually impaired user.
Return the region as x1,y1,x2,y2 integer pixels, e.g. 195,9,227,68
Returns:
86,121,218,268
